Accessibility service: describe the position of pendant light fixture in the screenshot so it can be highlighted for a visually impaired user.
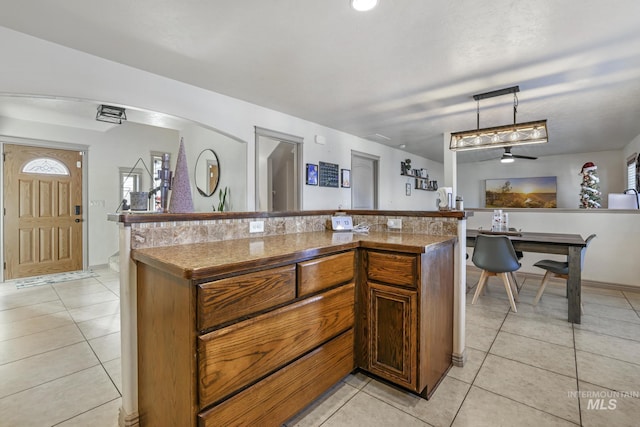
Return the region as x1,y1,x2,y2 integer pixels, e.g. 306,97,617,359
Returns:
449,86,548,152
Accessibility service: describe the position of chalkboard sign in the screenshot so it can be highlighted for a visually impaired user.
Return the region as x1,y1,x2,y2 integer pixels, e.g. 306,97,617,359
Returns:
319,161,340,187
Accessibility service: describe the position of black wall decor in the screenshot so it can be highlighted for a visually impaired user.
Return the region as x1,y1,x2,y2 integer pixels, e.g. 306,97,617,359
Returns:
319,161,339,187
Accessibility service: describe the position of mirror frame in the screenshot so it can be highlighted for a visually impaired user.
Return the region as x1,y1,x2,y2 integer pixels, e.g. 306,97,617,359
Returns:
195,148,220,197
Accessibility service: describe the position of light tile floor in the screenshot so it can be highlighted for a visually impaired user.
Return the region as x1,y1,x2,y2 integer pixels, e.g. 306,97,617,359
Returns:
1,267,639,426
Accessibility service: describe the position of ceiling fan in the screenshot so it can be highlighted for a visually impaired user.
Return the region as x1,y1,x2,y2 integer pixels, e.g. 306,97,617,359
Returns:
500,146,537,163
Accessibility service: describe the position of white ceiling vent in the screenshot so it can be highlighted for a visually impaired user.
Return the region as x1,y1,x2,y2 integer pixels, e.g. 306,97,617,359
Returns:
363,133,391,143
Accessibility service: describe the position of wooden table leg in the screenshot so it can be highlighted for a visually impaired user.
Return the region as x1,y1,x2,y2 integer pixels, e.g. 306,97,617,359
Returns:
567,246,582,324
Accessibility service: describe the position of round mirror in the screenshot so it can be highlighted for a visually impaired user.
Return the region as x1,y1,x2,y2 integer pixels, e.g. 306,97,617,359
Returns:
195,149,220,197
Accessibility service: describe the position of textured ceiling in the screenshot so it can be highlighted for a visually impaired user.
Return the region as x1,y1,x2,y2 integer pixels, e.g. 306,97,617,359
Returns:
1,0,640,163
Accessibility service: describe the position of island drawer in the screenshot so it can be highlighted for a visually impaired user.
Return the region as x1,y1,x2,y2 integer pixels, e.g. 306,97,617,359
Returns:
198,329,354,427
297,251,355,297
197,283,355,407
197,265,296,331
366,251,417,288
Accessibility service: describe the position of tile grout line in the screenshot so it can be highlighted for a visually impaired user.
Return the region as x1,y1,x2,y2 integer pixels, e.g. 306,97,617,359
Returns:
571,323,583,427
448,304,511,426
466,299,584,426
311,381,373,427
50,396,122,427
0,362,102,401
620,291,640,321
0,323,86,367
469,384,582,426
355,386,437,427
50,282,124,399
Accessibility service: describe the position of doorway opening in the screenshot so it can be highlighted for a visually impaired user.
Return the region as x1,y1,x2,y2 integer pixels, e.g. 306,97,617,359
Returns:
255,127,303,211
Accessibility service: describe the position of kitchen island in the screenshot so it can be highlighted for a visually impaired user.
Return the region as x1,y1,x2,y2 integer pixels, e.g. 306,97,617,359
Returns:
132,230,456,427
109,210,466,426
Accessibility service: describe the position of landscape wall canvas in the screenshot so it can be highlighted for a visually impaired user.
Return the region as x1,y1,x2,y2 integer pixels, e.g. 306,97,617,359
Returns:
485,176,557,208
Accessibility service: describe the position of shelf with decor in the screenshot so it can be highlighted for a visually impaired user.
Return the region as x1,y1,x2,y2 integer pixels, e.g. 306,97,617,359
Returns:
401,160,437,191
413,177,437,191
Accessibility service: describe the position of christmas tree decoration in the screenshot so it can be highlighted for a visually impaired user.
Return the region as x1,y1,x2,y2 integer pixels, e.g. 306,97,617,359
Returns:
579,162,601,209
169,138,195,213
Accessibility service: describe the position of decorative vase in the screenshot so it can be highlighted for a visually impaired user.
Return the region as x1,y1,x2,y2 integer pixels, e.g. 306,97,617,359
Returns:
168,138,195,213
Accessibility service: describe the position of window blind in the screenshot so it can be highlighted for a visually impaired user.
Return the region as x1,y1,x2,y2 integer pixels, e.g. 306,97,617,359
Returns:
627,154,638,191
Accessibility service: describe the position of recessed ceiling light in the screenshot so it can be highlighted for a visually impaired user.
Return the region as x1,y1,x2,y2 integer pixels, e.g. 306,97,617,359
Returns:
351,0,378,12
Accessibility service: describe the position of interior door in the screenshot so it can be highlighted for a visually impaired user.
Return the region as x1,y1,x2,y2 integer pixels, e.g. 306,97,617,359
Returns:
351,153,378,209
3,144,83,279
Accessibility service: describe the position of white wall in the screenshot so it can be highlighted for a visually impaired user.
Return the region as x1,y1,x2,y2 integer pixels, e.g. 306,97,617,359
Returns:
625,133,640,161
299,127,444,210
179,124,247,212
458,150,623,208
467,210,640,288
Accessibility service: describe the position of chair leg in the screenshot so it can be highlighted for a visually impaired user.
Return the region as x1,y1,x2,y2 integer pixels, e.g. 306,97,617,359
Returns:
508,273,519,302
472,270,489,305
500,273,518,312
533,271,552,305
510,271,521,292
481,270,490,295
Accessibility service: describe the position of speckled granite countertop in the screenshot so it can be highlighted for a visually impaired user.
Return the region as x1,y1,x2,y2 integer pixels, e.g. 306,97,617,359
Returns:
131,231,456,280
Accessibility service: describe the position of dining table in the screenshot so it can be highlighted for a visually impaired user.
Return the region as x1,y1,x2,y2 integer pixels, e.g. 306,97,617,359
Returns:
466,229,588,324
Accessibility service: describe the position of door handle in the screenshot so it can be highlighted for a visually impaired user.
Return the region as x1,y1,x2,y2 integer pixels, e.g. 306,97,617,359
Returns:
74,218,83,223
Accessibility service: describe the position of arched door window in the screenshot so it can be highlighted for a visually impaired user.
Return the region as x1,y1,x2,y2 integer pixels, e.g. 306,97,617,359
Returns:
22,158,69,175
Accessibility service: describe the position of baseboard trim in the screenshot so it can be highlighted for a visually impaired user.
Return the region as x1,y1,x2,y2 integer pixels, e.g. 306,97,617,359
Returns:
466,266,640,294
119,407,139,427
452,350,467,367
580,280,640,294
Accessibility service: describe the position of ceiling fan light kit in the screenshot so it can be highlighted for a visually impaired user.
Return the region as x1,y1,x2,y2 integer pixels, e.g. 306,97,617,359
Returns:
449,85,548,156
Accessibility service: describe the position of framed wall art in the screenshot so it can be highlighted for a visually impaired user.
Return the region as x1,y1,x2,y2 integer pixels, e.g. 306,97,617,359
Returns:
341,169,351,188
485,176,557,208
306,163,318,185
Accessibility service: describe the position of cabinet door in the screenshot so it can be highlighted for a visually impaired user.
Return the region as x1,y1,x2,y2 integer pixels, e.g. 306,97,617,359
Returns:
368,282,418,391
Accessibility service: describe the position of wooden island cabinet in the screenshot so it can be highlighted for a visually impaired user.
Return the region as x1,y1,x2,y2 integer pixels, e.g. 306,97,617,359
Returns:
132,232,454,426
358,243,454,398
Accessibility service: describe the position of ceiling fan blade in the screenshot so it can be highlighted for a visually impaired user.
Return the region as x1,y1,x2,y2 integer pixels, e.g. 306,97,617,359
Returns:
512,154,537,160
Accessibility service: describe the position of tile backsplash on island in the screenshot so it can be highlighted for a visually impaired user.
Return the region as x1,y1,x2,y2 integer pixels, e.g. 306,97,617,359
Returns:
128,212,461,250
